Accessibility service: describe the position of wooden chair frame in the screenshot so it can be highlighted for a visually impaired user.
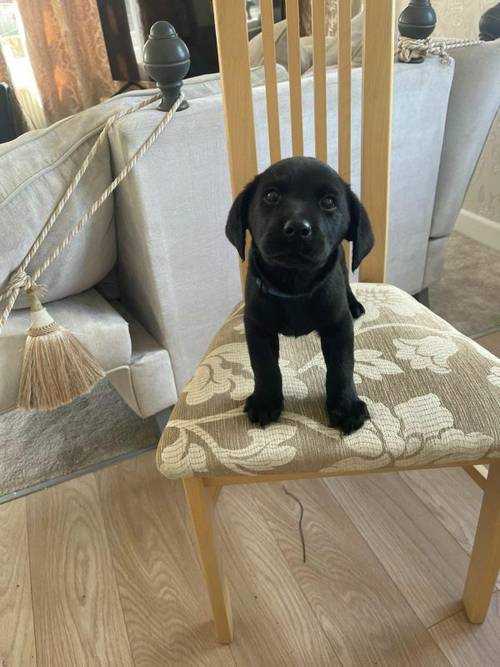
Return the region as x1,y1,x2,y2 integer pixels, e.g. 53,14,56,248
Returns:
182,0,500,643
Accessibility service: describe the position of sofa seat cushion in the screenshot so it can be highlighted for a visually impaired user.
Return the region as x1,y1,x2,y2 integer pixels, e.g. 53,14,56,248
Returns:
157,283,500,480
0,289,132,412
107,302,178,418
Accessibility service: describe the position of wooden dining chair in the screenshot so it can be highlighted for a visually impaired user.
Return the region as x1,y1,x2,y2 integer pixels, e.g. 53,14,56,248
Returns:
156,0,500,643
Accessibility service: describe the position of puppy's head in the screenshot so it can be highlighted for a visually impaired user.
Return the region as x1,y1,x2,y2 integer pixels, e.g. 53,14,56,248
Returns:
226,156,374,271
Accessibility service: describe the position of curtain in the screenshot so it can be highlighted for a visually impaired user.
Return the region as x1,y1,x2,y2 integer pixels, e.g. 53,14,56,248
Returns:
0,47,9,83
16,0,117,124
0,46,28,135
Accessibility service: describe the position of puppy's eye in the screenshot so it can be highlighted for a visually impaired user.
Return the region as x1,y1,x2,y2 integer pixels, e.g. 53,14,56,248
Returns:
263,189,281,205
320,195,336,211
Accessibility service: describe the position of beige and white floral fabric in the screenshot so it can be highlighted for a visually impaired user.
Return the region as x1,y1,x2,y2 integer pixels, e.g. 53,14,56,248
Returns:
157,284,500,479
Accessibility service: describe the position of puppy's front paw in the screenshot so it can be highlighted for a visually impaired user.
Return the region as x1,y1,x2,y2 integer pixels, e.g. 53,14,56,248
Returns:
328,399,370,435
245,393,283,427
349,298,365,319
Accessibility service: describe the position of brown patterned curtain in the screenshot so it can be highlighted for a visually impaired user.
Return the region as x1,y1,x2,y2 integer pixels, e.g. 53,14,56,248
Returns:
299,0,363,36
16,0,117,124
0,46,28,135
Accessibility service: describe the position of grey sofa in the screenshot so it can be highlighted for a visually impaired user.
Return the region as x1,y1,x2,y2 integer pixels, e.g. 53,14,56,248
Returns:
1,41,499,419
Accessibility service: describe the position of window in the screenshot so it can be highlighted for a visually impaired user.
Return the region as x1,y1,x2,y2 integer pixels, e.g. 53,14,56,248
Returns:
0,1,45,128
123,0,146,78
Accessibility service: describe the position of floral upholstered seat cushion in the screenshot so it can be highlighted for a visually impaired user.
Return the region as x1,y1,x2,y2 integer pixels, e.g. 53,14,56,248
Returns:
157,284,500,479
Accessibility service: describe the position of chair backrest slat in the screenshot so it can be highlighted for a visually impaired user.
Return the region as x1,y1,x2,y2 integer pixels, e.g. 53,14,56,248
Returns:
337,0,352,183
214,0,395,287
337,0,353,267
312,0,327,161
285,0,304,156
359,0,394,283
212,0,258,285
261,0,282,163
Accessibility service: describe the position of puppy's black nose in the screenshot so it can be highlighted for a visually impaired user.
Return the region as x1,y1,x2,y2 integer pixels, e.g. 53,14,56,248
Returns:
283,219,312,238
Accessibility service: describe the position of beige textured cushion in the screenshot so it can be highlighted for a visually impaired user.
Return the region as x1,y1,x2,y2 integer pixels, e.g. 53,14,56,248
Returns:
248,15,364,74
157,284,500,480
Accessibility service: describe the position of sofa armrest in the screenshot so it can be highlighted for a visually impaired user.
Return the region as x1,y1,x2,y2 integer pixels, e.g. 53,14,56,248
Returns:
109,94,241,393
431,40,500,240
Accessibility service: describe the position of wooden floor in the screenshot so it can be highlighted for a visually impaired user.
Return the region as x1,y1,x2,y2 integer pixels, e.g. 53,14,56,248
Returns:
476,329,500,358
1,453,500,667
1,331,499,666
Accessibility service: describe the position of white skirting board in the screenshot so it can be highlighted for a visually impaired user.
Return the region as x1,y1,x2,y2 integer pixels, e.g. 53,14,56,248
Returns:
455,208,500,253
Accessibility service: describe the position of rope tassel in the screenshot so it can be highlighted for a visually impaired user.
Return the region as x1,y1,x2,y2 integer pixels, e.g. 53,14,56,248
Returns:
17,291,105,411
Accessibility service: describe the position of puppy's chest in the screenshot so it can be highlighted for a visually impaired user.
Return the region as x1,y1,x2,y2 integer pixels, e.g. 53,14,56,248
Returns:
274,300,318,337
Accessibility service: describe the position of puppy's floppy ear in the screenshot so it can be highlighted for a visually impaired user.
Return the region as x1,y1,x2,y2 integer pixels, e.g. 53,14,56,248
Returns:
344,184,374,271
225,176,258,260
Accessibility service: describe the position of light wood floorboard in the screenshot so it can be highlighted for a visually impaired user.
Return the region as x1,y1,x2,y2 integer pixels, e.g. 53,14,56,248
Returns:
325,473,471,627
476,330,500,357
95,454,235,667
26,475,133,667
0,451,498,665
400,467,500,588
216,483,340,665
0,498,36,666
430,592,500,665
252,479,450,666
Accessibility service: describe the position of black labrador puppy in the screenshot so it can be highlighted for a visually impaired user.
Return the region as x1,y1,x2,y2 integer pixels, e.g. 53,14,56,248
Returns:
226,156,374,434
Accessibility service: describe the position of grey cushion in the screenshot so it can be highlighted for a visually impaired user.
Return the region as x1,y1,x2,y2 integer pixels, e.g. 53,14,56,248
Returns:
0,289,131,412
108,302,178,418
0,90,162,310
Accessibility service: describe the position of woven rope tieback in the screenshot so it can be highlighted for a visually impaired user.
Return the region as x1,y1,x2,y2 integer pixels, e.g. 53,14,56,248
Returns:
398,36,485,64
0,91,184,411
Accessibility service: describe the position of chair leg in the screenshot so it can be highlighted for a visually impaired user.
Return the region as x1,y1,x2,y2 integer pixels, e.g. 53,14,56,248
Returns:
463,463,500,623
183,477,233,643
209,485,224,505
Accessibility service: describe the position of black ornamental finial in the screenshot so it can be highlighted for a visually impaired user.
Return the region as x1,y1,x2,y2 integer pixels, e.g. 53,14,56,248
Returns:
479,3,500,41
143,21,190,111
398,1,437,40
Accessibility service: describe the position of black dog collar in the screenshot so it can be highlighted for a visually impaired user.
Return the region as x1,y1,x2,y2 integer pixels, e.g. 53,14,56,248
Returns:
251,251,336,300
254,273,311,299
